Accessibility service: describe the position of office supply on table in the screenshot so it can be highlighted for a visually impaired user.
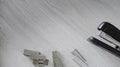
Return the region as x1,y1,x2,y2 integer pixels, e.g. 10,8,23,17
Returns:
98,22,120,43
52,51,64,67
71,49,89,67
87,22,120,57
23,49,49,67
98,22,120,50
88,36,120,57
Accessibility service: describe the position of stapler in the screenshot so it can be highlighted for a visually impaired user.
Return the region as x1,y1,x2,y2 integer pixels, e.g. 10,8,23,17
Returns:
88,22,120,57
88,36,120,57
98,22,120,43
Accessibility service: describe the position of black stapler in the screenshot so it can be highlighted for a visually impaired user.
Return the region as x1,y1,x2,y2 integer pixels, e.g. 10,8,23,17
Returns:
88,36,120,57
98,22,120,43
88,22,120,57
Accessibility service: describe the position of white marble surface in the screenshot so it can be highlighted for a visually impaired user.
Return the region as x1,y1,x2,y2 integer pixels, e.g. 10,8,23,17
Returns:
1,0,120,67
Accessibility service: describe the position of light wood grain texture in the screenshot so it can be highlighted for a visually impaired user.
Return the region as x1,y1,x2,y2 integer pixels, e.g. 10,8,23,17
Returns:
1,0,120,67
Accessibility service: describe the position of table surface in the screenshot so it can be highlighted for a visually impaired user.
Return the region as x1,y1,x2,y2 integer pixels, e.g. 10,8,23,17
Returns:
1,0,120,67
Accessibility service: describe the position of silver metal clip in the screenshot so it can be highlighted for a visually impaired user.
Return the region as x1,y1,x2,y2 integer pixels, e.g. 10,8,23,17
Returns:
23,49,49,67
71,49,89,67
52,51,64,67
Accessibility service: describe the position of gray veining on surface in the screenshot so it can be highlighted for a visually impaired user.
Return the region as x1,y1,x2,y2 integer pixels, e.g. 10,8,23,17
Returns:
1,0,120,67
